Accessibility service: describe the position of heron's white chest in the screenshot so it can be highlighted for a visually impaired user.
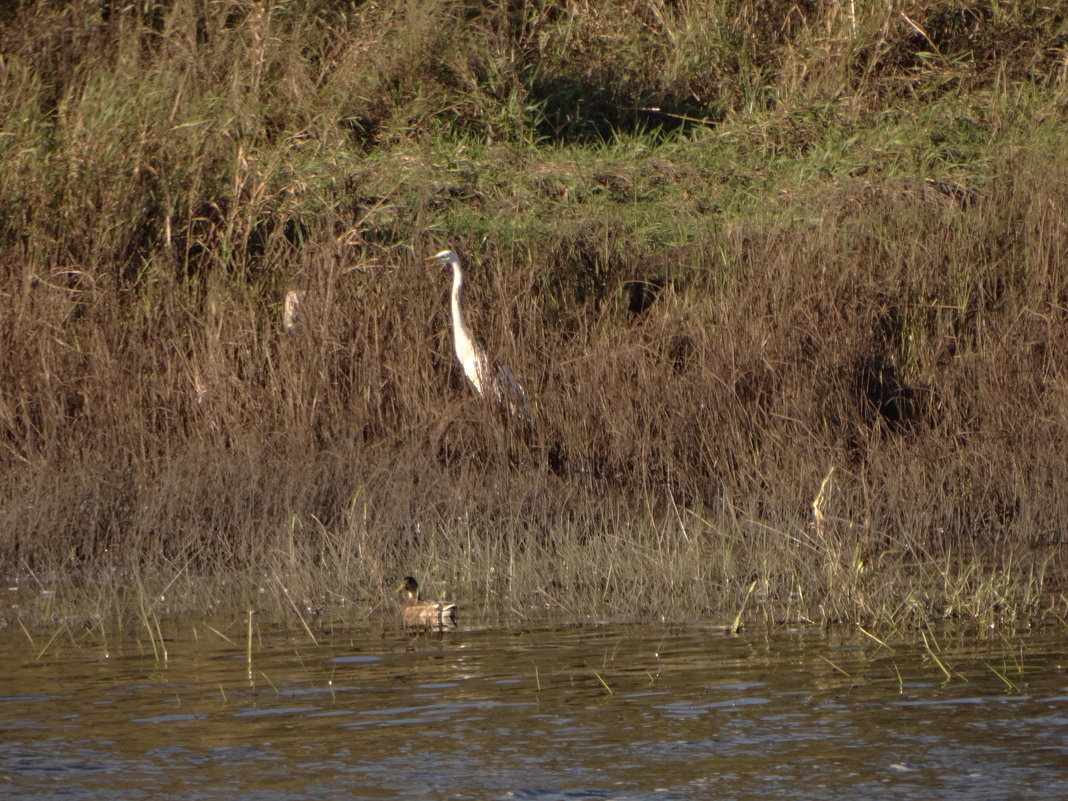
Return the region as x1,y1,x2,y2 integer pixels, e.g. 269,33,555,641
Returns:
450,276,487,396
453,330,485,394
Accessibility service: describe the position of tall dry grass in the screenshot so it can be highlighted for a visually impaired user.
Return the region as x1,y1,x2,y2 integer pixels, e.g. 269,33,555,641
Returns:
1,0,1066,628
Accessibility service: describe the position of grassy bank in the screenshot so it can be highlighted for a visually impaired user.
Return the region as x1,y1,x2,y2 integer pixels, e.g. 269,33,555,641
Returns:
1,0,1067,631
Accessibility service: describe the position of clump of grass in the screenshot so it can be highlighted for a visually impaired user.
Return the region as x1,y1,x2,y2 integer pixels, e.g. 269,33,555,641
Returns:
1,1,1066,632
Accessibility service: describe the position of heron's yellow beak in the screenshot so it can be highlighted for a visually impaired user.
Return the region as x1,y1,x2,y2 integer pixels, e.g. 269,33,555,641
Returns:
426,249,454,264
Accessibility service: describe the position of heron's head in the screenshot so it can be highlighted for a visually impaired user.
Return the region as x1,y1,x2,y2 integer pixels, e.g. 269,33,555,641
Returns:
428,250,459,269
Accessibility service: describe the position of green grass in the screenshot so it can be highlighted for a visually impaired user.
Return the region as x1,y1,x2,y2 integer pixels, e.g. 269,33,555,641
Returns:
1,0,1067,632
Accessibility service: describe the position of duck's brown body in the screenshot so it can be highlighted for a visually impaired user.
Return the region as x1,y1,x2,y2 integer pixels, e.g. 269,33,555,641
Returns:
398,576,456,630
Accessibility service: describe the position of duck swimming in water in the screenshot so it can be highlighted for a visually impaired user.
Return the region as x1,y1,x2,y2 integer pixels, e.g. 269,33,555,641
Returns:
397,576,456,630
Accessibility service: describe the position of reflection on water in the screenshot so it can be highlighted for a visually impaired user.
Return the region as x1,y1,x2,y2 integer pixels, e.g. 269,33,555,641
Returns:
1,615,1066,800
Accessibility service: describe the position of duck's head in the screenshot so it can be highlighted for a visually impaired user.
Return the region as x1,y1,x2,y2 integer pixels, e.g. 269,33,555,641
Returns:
397,576,420,600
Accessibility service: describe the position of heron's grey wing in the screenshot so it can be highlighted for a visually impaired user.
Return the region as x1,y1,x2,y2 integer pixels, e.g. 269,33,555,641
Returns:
492,359,531,419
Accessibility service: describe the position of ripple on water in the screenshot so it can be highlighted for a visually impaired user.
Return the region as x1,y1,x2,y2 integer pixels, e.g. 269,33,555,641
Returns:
0,624,1066,800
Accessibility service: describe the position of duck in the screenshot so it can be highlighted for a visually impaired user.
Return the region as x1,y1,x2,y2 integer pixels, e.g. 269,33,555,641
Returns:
397,576,457,630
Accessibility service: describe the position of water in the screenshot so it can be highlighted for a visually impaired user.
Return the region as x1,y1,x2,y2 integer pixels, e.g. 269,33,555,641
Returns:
1,616,1065,800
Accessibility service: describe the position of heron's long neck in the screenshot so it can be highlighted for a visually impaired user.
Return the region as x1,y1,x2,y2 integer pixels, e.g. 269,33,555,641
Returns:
448,260,486,396
450,263,473,343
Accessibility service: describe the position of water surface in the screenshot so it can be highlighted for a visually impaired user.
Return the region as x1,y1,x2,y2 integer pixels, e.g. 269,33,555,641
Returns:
1,616,1065,800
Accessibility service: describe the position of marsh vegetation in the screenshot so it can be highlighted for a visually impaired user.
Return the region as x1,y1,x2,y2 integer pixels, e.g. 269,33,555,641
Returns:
1,0,1067,630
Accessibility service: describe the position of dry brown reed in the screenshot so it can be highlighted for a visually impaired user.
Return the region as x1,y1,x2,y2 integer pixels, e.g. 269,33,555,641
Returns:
1,1,1066,630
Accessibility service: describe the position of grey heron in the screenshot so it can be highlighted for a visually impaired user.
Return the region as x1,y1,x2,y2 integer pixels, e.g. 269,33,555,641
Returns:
429,249,531,418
